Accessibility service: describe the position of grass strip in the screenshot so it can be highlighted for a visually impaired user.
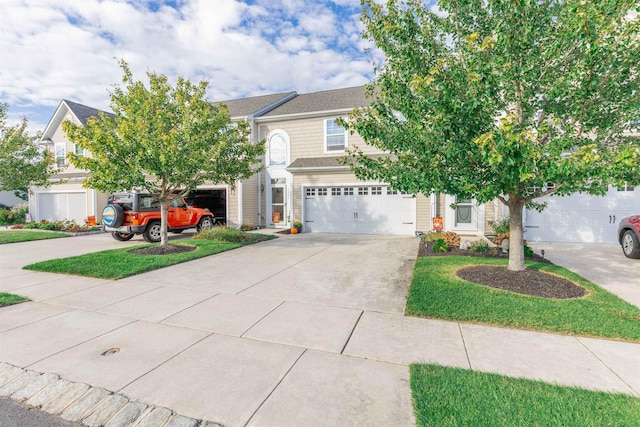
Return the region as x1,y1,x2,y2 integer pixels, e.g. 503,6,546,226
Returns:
24,239,241,279
411,364,640,427
407,256,640,342
0,230,69,244
0,293,29,307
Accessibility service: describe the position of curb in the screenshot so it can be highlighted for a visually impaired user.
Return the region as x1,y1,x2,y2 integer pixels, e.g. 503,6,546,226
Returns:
0,362,222,427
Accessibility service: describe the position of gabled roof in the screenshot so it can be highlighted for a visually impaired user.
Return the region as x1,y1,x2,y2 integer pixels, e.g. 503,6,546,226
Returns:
41,99,113,141
261,86,369,118
217,91,297,119
63,99,115,124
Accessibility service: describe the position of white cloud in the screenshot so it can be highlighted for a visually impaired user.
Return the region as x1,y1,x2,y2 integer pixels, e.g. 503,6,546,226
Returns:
0,0,371,132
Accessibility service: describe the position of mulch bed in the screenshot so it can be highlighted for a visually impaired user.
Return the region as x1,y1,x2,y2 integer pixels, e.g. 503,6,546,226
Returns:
456,265,587,299
420,239,587,299
129,244,197,256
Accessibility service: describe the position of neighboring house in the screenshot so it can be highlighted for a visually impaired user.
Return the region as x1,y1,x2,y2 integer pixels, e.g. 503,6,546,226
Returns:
33,87,635,242
29,100,115,224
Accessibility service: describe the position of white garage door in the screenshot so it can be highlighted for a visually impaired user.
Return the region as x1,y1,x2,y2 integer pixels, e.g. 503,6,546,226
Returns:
525,186,640,243
304,185,415,235
37,192,87,224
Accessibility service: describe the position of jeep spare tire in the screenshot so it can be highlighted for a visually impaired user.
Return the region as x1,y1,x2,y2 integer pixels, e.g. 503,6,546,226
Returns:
102,204,125,228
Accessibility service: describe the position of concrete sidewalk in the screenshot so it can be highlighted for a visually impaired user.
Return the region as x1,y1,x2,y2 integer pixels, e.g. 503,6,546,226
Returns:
0,232,639,426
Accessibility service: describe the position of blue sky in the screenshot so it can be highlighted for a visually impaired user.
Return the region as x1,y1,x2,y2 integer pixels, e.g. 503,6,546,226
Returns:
0,0,377,133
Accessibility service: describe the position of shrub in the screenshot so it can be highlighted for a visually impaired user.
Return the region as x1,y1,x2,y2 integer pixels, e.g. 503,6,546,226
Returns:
432,238,449,252
240,223,253,231
423,231,441,242
524,243,534,258
194,226,253,243
0,203,29,225
24,222,40,229
489,216,510,235
469,240,490,253
40,223,57,231
440,231,460,248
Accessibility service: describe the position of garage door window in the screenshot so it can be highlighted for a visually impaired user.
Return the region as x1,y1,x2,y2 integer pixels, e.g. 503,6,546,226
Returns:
306,188,316,196
343,187,354,195
332,187,341,196
358,187,368,195
318,188,328,196
371,186,382,195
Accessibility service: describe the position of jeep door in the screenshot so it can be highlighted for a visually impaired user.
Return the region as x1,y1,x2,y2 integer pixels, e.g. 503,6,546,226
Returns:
168,197,193,227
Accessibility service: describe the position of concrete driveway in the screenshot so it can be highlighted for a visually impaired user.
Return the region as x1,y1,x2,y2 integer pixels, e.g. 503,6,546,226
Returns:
1,232,639,426
529,242,640,308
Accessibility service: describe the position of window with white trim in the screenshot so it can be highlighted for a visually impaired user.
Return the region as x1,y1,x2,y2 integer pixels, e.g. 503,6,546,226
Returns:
343,187,354,195
358,187,368,195
371,186,382,195
617,184,635,191
325,118,346,152
55,142,66,168
74,144,84,156
306,188,316,196
332,187,341,196
318,188,328,196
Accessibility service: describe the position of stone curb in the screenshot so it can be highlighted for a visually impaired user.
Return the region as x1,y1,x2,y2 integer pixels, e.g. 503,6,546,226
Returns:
0,362,223,427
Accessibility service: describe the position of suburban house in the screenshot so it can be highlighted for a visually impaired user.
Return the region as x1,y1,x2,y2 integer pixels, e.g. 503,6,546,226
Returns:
31,87,639,244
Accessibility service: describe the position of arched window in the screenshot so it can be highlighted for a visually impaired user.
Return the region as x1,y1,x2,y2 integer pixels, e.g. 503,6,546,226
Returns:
268,130,289,167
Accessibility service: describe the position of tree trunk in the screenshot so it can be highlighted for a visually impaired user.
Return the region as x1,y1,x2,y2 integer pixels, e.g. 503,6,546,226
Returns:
507,198,526,271
160,200,169,247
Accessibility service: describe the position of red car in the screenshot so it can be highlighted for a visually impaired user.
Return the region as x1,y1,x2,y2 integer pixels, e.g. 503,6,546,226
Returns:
618,215,640,259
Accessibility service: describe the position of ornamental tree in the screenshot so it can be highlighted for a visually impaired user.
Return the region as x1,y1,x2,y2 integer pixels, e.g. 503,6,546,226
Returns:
346,0,640,270
64,61,265,247
0,103,55,199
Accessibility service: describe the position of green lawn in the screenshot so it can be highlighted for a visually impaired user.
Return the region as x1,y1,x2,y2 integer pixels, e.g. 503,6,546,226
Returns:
0,230,69,244
407,256,640,342
24,240,239,279
411,364,640,427
0,293,29,307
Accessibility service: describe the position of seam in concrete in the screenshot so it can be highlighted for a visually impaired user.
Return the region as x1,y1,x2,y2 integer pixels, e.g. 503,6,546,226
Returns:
27,278,110,301
157,292,222,323
115,331,215,393
575,337,639,396
458,323,473,370
235,243,336,295
242,349,307,427
25,318,138,368
0,305,75,334
239,300,287,337
0,361,219,427
91,286,165,312
340,310,364,354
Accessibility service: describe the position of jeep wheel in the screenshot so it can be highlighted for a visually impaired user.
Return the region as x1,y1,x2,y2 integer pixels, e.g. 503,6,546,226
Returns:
622,230,640,259
102,204,125,228
197,216,213,232
143,221,162,243
111,231,134,241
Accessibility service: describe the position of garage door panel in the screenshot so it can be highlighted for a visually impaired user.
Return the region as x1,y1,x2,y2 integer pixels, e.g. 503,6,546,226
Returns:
37,192,87,224
525,187,640,243
304,186,415,235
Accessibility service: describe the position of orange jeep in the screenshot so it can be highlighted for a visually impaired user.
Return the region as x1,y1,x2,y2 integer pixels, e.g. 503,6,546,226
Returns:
102,192,215,242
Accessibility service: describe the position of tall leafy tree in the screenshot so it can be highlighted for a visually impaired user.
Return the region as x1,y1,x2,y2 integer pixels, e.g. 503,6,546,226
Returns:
64,61,265,247
0,103,55,200
347,0,640,270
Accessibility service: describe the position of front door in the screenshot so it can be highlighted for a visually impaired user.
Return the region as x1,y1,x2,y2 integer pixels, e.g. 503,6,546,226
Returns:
271,179,287,227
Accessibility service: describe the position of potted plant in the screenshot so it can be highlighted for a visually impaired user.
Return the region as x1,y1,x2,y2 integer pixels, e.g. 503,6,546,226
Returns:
293,221,303,233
